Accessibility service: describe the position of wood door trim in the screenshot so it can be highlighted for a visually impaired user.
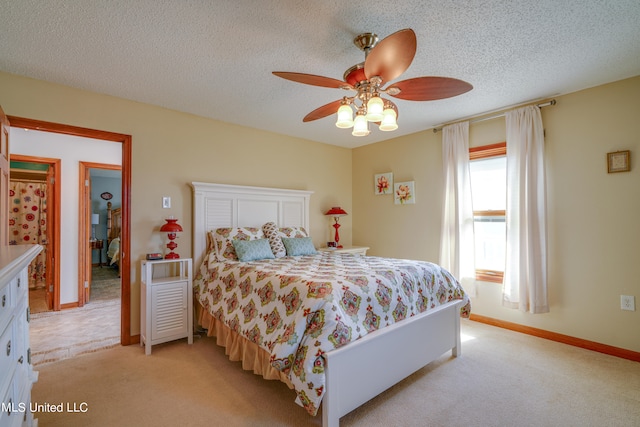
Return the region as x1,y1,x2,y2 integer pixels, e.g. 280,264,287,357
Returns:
8,116,133,346
10,154,62,311
80,162,122,306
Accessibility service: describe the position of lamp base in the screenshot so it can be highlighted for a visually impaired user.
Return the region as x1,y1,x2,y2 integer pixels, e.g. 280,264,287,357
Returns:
165,252,180,259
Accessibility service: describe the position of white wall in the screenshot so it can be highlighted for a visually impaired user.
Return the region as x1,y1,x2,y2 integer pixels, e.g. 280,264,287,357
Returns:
10,129,121,304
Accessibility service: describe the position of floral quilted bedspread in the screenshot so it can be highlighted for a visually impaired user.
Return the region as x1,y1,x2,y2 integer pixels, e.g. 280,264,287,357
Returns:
194,252,471,416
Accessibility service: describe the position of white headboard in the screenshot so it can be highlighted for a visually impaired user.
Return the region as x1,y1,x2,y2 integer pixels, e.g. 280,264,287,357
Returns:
190,182,314,268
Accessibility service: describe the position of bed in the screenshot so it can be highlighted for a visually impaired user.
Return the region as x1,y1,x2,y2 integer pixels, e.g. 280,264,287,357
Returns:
191,182,470,427
106,202,121,268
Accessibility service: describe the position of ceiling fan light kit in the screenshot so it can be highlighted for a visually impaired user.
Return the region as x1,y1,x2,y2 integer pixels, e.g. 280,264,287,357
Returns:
352,112,370,137
273,29,472,137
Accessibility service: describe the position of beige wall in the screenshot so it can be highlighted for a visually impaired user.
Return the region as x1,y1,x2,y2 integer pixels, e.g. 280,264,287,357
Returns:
2,70,639,353
0,71,353,335
354,76,640,353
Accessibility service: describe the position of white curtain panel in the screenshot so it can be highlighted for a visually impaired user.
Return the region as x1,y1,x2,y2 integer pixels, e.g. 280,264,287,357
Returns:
439,121,476,296
504,105,549,313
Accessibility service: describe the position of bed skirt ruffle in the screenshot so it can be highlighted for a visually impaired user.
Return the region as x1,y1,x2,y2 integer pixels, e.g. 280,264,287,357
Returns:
197,302,293,389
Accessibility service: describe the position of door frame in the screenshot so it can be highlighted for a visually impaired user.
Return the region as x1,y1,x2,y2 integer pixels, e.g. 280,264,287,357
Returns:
7,115,133,345
9,154,61,311
79,162,121,305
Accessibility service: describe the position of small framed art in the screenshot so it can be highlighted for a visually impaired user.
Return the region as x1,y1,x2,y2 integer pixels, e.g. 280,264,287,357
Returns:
374,172,393,195
607,150,630,173
394,181,415,205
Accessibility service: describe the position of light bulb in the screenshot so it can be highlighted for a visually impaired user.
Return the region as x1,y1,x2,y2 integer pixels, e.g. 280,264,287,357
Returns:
335,104,354,128
366,96,384,122
379,107,398,131
352,114,370,136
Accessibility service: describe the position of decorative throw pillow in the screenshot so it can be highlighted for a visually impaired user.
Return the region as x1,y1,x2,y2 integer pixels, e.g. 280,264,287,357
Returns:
282,237,317,256
211,227,264,261
232,239,275,262
278,226,309,239
262,221,287,258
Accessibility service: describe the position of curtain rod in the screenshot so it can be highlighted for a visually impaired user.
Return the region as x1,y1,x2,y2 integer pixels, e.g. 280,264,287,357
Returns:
10,178,47,183
432,99,556,133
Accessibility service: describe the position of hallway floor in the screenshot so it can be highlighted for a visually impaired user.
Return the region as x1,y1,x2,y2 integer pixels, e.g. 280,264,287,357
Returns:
29,265,121,365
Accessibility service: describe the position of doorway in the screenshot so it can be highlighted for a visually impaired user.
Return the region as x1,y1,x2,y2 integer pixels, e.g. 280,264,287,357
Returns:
8,115,133,345
9,155,61,312
80,163,122,306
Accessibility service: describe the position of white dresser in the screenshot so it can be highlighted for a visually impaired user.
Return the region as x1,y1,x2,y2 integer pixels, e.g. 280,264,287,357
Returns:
0,244,42,427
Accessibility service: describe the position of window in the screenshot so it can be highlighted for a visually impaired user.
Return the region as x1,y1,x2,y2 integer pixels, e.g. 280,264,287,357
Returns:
469,143,506,283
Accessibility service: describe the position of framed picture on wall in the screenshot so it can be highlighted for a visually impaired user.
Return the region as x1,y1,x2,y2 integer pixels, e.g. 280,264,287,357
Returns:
394,181,415,205
607,150,630,173
374,172,393,195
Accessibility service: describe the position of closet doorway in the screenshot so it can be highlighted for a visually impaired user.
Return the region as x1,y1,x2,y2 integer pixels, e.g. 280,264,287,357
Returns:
9,155,61,312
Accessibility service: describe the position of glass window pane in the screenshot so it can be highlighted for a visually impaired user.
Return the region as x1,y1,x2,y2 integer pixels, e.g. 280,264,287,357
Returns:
469,156,506,211
474,215,506,271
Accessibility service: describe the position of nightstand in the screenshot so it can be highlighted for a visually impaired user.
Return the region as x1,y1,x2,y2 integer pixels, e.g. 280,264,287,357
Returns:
140,258,193,355
318,246,369,256
90,239,104,267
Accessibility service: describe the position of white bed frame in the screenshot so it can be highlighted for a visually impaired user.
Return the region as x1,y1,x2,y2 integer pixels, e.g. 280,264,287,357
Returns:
190,182,463,427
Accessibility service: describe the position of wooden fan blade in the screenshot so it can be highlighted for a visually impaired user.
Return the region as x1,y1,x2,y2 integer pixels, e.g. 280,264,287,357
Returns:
364,29,417,84
303,99,343,122
387,77,473,101
273,72,352,89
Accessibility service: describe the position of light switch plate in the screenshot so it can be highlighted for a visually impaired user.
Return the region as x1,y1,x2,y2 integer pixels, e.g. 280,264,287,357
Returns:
162,197,171,209
621,295,635,311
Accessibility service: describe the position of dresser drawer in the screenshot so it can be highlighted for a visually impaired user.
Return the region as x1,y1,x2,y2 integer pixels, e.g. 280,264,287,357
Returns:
0,321,16,389
13,269,27,304
0,279,13,329
0,372,20,427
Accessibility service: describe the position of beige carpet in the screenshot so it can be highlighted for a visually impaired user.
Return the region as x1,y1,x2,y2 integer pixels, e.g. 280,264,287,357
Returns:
31,320,640,427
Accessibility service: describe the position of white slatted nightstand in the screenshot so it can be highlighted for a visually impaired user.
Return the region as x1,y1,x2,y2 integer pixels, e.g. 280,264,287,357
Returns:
317,246,369,256
140,258,193,355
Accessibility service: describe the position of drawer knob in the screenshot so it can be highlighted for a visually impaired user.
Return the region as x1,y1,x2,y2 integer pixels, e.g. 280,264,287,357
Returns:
17,277,21,288
6,340,10,356
1,294,5,307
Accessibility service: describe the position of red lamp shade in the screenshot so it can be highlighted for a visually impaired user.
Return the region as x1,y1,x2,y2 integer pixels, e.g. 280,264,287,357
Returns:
160,217,183,259
324,207,348,248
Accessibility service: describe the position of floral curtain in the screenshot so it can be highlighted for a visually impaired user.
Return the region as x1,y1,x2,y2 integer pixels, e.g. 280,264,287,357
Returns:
9,181,48,289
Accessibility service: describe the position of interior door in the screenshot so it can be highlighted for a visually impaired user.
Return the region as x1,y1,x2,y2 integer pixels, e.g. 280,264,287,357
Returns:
0,106,9,246
45,164,55,309
84,168,92,304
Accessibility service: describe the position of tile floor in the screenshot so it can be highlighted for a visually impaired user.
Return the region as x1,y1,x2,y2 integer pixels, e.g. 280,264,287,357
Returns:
29,266,121,365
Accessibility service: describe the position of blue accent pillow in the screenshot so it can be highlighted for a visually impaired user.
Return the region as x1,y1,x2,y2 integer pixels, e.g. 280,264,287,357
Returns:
282,237,317,256
232,239,275,262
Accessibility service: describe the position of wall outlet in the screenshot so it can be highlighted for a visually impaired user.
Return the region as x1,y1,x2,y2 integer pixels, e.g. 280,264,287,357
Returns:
162,196,171,209
620,295,635,311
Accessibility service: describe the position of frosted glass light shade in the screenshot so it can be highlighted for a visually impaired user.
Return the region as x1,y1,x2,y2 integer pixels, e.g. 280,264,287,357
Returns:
366,96,384,122
379,108,398,131
352,114,370,136
335,104,354,128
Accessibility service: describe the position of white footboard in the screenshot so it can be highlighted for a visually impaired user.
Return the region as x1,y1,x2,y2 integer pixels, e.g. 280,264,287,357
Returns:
322,299,463,427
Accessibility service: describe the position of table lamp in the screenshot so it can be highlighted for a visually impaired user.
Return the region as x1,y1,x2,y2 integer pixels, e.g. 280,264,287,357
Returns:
159,216,183,259
325,207,348,248
91,213,99,240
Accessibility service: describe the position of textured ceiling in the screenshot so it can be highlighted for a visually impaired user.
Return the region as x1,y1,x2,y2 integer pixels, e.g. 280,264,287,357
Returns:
1,1,639,149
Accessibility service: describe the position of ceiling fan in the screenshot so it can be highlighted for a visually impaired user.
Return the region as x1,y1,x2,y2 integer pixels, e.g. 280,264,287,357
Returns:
273,29,472,136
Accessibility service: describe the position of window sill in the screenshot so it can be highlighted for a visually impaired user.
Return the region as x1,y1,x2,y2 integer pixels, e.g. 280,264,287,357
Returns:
475,270,503,284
